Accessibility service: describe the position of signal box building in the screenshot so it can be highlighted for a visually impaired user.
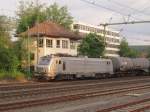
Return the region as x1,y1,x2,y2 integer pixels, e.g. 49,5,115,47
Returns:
21,21,81,65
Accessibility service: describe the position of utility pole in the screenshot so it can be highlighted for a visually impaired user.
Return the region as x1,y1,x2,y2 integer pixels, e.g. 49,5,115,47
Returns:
36,0,39,65
27,26,31,75
37,21,39,65
103,25,107,55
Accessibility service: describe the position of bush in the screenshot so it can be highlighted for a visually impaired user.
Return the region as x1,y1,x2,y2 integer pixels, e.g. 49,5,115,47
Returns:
0,70,26,81
78,33,105,58
0,46,19,71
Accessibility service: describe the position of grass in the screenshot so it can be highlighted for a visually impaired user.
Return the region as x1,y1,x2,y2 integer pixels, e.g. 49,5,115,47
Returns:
0,70,27,81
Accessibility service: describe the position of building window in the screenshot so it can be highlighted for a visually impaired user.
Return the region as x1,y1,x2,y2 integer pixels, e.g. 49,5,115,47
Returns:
70,41,76,49
62,40,68,49
105,50,119,54
83,26,86,30
106,44,120,49
56,40,60,48
30,53,35,60
106,37,120,43
38,38,43,47
46,39,53,48
80,25,83,30
73,24,79,29
87,27,90,31
59,60,61,64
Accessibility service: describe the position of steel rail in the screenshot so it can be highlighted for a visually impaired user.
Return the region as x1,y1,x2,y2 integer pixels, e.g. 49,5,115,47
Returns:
1,77,150,91
97,98,150,112
129,105,150,112
0,84,150,111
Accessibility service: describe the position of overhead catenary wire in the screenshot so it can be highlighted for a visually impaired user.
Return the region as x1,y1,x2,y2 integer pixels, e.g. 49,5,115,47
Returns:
80,0,143,21
0,3,149,44
118,29,150,43
127,38,150,42
112,27,150,36
106,0,150,16
141,6,150,12
99,20,150,46
100,20,150,26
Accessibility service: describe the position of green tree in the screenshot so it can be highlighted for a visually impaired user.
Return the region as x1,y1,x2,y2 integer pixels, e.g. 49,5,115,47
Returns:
0,15,19,72
13,37,28,64
0,16,12,48
147,48,150,58
78,33,105,58
128,49,139,58
119,38,139,58
0,46,19,71
45,3,73,29
16,1,73,33
16,1,45,33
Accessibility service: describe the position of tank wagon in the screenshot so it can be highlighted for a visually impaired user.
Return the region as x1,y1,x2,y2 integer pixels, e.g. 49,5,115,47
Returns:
34,56,150,80
111,57,150,76
111,57,133,72
132,58,150,73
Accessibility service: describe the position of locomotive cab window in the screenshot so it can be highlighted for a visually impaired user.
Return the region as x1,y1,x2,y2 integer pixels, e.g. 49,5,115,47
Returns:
39,58,51,65
107,61,110,64
59,60,61,64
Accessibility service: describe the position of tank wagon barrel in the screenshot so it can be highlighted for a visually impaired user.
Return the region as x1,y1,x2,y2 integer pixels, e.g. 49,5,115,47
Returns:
111,57,150,75
111,57,134,72
132,58,150,73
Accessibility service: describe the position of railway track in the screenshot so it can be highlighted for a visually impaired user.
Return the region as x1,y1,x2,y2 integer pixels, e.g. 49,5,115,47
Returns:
1,83,150,111
1,76,150,91
1,76,150,92
1,78,150,101
129,105,150,112
97,97,150,112
1,82,150,101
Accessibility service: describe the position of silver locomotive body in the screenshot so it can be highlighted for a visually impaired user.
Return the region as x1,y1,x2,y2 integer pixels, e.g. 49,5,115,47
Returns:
35,56,114,80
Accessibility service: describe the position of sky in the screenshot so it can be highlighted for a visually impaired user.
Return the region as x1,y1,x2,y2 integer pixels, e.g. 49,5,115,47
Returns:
0,0,150,45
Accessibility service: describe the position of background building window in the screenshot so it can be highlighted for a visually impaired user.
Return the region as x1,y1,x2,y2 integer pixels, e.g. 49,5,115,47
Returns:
105,50,119,54
62,40,68,48
56,40,60,48
46,39,53,48
106,44,120,49
38,38,43,47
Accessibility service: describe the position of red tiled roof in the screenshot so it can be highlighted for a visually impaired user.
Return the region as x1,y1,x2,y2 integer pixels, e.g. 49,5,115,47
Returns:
21,21,82,40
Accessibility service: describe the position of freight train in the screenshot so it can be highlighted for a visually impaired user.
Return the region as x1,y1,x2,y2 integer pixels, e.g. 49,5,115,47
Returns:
34,55,150,80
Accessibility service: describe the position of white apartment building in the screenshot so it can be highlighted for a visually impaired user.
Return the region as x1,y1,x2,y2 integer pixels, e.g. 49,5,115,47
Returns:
72,22,121,57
